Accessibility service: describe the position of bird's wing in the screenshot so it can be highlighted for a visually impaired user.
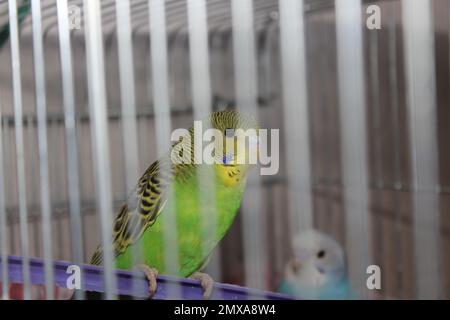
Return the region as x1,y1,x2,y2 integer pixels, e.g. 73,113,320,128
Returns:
90,158,175,265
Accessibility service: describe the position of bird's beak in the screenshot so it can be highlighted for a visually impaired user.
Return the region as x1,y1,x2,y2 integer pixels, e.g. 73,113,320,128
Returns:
316,266,325,274
290,258,301,274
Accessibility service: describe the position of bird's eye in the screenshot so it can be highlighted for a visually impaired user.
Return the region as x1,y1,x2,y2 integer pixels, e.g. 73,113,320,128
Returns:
224,128,234,138
317,250,326,259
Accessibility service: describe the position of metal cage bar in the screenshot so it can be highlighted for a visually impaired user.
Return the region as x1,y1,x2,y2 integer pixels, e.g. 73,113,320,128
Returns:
231,0,267,291
115,0,141,298
335,0,371,298
83,0,116,299
149,0,181,299
56,0,84,300
31,0,54,300
279,0,313,235
187,0,222,281
402,0,442,299
0,96,8,299
8,0,32,300
387,1,405,298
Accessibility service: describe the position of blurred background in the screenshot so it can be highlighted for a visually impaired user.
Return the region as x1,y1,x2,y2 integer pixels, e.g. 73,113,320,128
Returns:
0,0,449,299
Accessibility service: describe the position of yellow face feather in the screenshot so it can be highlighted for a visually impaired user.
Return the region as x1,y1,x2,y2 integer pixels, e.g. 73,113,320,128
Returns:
215,164,247,187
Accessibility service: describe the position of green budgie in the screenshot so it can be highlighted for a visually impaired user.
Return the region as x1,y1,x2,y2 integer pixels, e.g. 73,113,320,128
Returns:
90,110,259,299
0,0,31,50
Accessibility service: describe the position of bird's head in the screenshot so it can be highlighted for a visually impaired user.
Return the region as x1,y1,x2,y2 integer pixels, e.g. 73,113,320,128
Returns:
201,110,260,186
170,110,259,186
286,229,347,286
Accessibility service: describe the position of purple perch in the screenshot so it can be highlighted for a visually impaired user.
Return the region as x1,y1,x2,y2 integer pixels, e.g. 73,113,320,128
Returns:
0,255,293,300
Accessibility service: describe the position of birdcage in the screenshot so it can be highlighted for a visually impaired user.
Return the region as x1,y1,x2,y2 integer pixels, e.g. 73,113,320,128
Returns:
0,0,448,300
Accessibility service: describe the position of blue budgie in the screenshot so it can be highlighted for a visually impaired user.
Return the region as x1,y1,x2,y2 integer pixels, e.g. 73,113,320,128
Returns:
278,229,354,300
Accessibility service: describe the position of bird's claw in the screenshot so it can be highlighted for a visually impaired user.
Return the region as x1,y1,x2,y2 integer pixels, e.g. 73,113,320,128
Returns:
190,272,214,299
137,264,159,299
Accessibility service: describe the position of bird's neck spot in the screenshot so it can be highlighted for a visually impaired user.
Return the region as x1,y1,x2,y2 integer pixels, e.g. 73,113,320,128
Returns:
216,165,245,187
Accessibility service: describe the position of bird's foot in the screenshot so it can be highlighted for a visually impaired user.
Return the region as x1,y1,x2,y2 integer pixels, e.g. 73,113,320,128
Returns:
190,272,214,299
137,264,159,299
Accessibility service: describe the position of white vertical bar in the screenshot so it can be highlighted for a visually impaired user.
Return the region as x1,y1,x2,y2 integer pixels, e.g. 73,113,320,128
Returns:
57,0,84,300
8,0,31,300
279,0,312,235
0,104,9,299
231,0,266,290
115,0,140,298
335,0,371,298
402,0,441,299
31,0,54,300
115,0,140,193
149,0,180,298
388,3,405,296
368,22,384,284
84,0,116,299
186,0,221,280
187,0,212,119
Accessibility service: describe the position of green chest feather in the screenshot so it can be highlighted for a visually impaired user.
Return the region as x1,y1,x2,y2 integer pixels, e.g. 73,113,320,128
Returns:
115,172,246,277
